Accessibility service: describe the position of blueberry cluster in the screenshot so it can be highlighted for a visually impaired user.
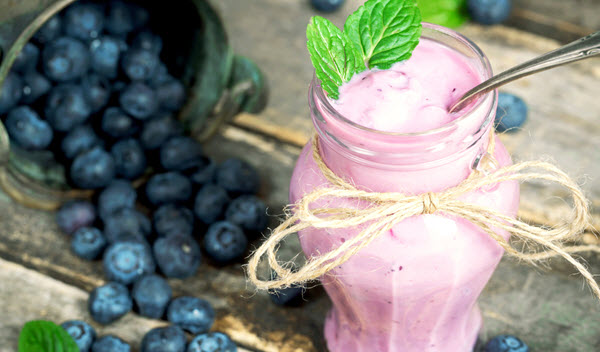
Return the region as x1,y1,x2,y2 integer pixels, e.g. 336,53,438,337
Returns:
60,319,237,352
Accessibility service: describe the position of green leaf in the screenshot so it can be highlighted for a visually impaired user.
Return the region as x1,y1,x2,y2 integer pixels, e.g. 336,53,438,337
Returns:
417,0,468,28
345,0,422,70
306,16,361,99
18,320,79,352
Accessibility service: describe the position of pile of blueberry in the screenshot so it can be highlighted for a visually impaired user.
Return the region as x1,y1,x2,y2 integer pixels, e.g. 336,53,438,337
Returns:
61,317,236,352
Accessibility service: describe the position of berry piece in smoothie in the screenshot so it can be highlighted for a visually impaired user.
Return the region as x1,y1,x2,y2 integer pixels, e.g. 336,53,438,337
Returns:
311,0,346,13
63,3,105,41
103,239,155,285
21,71,51,104
225,195,268,233
70,146,116,189
101,107,140,139
60,320,96,352
45,84,92,132
62,125,103,160
71,227,107,260
92,335,131,352
187,332,237,352
141,326,187,352
56,200,96,235
145,172,192,206
494,92,527,133
119,82,158,119
132,274,172,319
42,37,90,82
203,221,247,264
103,208,151,243
111,138,147,180
215,158,260,195
468,0,512,25
484,334,529,352
5,106,53,150
194,184,230,224
98,179,137,220
0,72,23,114
167,296,215,334
153,233,201,279
153,204,195,238
12,43,40,73
88,282,132,324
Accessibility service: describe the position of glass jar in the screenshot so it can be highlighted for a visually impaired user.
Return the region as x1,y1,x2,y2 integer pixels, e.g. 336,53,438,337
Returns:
290,23,520,352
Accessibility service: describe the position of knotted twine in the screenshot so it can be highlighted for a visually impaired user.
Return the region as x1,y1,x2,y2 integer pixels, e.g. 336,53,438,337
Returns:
247,133,600,299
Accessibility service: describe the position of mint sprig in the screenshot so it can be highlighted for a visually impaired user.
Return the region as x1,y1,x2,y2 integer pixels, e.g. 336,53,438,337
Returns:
306,0,422,99
18,320,79,352
306,16,361,100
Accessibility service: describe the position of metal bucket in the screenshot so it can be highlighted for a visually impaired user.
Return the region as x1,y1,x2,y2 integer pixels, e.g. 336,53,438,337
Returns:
0,0,267,210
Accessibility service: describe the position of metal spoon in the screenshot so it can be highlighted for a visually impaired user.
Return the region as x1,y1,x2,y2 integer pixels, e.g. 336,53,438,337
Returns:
449,31,600,113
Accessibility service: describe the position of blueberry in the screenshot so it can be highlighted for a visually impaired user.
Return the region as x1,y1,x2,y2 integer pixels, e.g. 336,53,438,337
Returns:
225,195,268,233
62,125,102,160
485,334,529,352
187,157,216,186
33,16,62,45
215,158,260,195
269,285,304,306
60,320,96,352
103,239,155,284
71,226,107,260
141,325,187,352
122,49,160,82
98,179,136,220
20,71,51,104
0,72,23,114
160,136,203,171
494,92,527,133
64,3,105,41
468,0,512,25
311,0,345,13
88,282,132,324
42,37,90,82
12,43,40,73
111,138,147,180
132,31,163,55
70,146,116,189
128,3,150,29
156,79,186,111
153,204,194,238
103,208,152,243
120,82,158,119
203,221,247,263
194,184,230,224
167,296,215,334
145,172,192,206
45,84,92,132
140,113,183,150
89,36,125,79
82,74,110,113
56,200,96,235
147,62,172,88
187,332,237,352
105,1,135,37
101,107,140,139
153,233,201,279
132,274,172,319
92,335,131,352
5,106,53,150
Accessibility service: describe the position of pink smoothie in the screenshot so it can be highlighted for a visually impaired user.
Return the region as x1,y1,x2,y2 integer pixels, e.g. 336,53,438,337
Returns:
290,28,520,352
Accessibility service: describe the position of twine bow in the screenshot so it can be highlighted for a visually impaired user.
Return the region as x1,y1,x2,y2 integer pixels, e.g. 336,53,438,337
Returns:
247,134,600,299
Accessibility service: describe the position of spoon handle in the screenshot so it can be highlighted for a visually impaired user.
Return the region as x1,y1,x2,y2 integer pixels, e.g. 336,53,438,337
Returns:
449,31,600,113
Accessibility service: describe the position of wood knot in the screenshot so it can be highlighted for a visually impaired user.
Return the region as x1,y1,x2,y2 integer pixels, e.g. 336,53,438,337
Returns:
422,192,440,214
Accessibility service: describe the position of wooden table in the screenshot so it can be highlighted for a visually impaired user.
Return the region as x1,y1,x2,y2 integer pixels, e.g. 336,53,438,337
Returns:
1,1,599,351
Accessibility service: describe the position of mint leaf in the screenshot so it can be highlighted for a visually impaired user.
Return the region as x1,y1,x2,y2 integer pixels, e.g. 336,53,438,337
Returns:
306,16,361,99
417,0,468,28
345,0,422,70
18,320,79,352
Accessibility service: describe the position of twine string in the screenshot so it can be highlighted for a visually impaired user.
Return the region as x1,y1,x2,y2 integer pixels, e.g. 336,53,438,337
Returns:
247,133,600,300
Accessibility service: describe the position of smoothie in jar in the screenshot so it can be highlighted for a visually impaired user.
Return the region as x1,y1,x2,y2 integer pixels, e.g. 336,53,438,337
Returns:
289,23,520,352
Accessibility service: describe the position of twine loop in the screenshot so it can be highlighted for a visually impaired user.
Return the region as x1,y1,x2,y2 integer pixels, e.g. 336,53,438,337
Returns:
247,133,600,300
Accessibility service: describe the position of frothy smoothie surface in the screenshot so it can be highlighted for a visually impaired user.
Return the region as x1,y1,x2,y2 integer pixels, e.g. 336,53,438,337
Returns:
332,38,481,133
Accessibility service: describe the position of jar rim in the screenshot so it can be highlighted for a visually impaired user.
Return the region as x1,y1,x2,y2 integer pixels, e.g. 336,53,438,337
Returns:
310,22,495,138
